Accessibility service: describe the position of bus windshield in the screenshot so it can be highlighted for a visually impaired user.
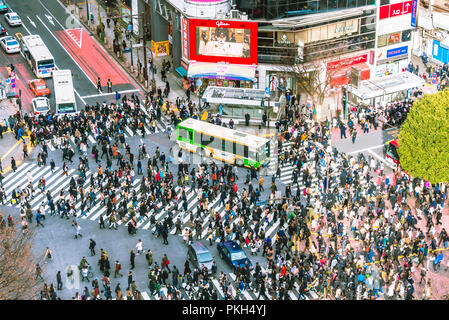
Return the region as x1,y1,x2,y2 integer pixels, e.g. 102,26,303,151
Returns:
386,142,399,160
38,59,54,69
57,103,76,114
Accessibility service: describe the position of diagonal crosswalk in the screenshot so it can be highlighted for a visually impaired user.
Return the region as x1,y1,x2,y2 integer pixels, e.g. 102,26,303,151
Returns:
1,161,321,300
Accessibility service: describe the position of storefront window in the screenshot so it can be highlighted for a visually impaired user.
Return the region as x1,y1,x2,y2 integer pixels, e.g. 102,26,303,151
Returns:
401,30,411,42
388,33,400,45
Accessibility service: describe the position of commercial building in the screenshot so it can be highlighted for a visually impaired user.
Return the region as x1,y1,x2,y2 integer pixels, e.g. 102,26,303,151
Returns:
412,0,449,64
127,0,418,119
373,0,417,78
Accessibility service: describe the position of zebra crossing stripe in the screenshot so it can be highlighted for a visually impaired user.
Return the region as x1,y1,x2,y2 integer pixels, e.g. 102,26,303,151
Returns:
88,135,96,144
4,164,42,196
31,170,77,211
90,178,141,222
141,291,151,300
211,279,225,298
2,163,35,190
229,273,253,300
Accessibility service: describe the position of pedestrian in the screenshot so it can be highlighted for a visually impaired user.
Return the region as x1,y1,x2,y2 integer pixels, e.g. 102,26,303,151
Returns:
136,239,143,255
11,157,16,172
127,271,133,288
107,79,112,93
56,271,63,290
351,129,357,144
97,77,102,93
114,260,123,278
145,249,153,267
89,239,96,256
36,210,44,228
50,159,56,173
130,250,135,269
36,264,44,281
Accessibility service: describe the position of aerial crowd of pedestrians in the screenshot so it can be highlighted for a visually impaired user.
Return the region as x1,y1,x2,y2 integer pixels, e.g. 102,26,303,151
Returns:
0,75,448,301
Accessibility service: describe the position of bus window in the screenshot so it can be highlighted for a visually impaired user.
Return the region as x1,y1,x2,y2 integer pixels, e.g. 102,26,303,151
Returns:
235,143,244,157
265,141,270,157
386,143,399,161
222,139,226,151
248,149,257,161
188,130,193,142
225,139,233,153
258,148,266,161
244,145,248,158
178,127,189,141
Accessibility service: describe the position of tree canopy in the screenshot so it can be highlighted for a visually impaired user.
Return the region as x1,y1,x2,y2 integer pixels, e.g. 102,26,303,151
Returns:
398,90,449,184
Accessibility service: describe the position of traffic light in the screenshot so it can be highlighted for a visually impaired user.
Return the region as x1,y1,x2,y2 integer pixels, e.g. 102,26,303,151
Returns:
342,87,347,105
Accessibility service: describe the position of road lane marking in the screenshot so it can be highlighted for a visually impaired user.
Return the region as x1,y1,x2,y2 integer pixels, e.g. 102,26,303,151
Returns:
81,89,140,99
347,144,384,154
367,149,395,169
35,14,97,89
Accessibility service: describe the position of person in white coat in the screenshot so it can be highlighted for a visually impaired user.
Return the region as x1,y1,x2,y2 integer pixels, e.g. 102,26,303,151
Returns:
136,239,143,255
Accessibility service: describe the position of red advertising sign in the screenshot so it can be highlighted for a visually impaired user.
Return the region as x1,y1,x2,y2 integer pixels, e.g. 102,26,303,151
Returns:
181,17,189,60
327,54,368,71
188,19,258,65
379,1,412,20
379,5,390,19
402,1,412,14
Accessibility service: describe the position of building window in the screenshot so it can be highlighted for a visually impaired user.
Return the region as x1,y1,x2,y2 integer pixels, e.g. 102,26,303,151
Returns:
401,29,411,42
388,33,400,45
378,35,387,47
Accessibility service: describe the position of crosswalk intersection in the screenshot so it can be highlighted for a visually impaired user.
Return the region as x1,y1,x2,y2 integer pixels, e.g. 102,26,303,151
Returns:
1,161,322,300
46,104,171,152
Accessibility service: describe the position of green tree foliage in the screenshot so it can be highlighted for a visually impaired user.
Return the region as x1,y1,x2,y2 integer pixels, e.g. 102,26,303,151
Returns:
398,90,449,183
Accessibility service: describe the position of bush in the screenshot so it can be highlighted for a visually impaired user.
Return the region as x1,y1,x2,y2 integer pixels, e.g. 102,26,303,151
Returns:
398,90,449,183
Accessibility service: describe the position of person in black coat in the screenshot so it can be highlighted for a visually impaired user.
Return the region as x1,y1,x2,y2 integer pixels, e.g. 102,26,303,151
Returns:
130,250,135,269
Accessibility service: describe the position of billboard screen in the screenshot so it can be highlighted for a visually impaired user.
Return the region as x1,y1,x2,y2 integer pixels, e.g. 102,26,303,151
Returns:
188,19,258,65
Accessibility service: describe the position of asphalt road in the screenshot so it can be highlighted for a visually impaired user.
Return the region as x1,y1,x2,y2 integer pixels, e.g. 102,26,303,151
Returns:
1,0,141,113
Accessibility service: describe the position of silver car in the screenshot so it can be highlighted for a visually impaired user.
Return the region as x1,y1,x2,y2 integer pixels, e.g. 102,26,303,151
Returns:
187,241,215,274
31,97,51,115
0,36,20,53
4,12,21,26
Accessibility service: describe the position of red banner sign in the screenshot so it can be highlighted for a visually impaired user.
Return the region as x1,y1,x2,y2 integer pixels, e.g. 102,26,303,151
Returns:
327,54,368,71
379,1,412,20
181,17,189,60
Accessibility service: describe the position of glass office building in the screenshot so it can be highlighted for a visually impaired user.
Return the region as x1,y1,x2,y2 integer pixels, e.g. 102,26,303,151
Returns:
237,0,376,20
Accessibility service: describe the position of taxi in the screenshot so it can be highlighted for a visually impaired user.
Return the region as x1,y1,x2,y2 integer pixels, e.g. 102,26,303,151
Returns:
28,79,50,97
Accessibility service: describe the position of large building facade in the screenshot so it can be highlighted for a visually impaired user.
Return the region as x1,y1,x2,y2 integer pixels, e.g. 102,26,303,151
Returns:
128,0,417,117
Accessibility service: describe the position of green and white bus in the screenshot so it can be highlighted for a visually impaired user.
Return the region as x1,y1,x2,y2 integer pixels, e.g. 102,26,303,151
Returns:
176,118,270,169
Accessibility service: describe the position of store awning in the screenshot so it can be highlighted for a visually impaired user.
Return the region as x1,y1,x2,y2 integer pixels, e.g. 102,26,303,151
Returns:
329,63,371,87
187,62,256,81
176,66,187,77
348,71,425,100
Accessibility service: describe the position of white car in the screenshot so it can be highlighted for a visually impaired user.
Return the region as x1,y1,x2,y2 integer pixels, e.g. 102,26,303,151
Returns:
0,36,20,53
4,12,22,26
31,97,51,115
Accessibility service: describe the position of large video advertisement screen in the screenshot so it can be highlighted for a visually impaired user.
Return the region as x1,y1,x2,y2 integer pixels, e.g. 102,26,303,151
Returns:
188,19,258,65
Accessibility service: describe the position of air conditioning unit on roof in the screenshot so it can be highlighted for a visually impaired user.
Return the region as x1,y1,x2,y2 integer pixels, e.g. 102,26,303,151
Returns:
230,9,240,19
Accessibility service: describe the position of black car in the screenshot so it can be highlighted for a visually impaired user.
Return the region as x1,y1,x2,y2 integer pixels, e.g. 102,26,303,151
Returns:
0,23,6,36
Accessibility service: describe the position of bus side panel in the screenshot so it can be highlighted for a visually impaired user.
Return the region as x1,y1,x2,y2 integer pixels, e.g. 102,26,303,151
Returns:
244,158,259,169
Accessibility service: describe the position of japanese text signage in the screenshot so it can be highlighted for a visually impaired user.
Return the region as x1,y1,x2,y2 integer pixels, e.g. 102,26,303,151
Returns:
411,0,417,27
327,54,368,71
386,45,408,58
181,17,189,59
379,1,412,20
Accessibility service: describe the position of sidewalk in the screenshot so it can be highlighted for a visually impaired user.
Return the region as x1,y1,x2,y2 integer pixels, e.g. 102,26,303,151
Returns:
68,0,190,104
